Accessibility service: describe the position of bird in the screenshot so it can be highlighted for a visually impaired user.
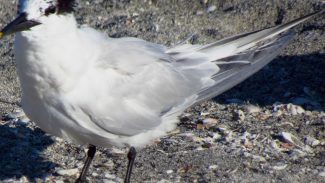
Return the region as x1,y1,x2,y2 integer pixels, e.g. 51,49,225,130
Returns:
0,0,323,182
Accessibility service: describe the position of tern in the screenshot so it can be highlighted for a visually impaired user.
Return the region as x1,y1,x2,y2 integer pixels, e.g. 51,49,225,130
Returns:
0,0,323,182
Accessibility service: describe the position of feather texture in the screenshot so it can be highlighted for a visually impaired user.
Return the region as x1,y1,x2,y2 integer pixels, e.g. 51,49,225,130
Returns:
13,9,323,148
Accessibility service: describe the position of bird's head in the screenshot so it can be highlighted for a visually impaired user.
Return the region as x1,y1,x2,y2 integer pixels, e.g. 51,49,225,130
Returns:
0,0,75,39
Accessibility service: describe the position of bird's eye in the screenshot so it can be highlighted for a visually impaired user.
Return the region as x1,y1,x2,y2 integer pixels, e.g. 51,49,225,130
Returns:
45,6,57,16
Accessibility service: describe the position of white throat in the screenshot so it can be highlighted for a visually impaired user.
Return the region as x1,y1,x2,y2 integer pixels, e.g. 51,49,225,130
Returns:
14,14,91,96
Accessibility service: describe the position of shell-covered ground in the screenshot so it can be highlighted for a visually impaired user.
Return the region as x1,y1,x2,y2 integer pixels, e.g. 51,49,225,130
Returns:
0,0,324,182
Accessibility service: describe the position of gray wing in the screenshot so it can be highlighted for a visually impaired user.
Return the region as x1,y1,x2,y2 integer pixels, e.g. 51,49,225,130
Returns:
70,11,322,138
168,10,323,104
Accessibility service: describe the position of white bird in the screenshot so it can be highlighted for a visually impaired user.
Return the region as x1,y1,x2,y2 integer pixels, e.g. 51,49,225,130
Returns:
0,0,323,182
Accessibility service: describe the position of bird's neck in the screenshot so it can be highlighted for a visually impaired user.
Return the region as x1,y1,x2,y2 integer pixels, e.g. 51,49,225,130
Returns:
14,14,89,93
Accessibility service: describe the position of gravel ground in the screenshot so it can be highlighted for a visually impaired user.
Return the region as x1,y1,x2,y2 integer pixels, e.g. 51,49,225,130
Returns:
0,0,325,182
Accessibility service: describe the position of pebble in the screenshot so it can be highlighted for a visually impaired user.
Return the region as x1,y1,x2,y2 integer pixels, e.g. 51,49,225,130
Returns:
104,173,117,179
273,103,305,116
216,125,229,133
289,149,307,160
272,110,283,117
207,5,217,13
272,164,288,170
243,152,266,162
92,172,99,177
200,111,210,116
233,110,245,121
102,160,115,169
318,171,325,177
304,136,320,147
224,131,233,142
280,132,304,147
196,10,204,16
209,165,218,170
211,132,222,140
286,104,305,115
110,147,126,154
166,170,173,174
56,168,79,176
202,0,208,4
245,105,261,114
304,111,312,116
202,118,218,128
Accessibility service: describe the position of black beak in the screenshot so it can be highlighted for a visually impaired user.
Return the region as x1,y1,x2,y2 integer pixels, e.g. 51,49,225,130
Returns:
0,13,41,39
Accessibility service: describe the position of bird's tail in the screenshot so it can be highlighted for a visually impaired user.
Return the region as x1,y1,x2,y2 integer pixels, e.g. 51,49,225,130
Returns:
170,10,323,104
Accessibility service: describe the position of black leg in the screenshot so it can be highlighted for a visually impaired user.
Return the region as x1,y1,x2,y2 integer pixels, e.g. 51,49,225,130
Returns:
124,147,137,183
75,144,97,183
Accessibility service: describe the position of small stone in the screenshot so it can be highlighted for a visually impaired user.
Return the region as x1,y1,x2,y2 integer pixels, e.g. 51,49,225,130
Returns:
110,147,126,154
280,142,295,150
196,10,204,16
224,131,233,142
197,123,205,130
272,164,287,170
245,105,261,114
203,118,218,125
202,142,213,148
242,139,253,149
243,152,266,162
305,111,313,116
200,111,210,116
102,160,115,169
272,110,283,117
177,165,193,173
104,173,116,179
211,133,221,140
233,110,245,121
191,136,204,142
289,149,307,160
202,0,208,4
207,5,216,12
318,171,325,177
280,132,304,147
286,103,305,115
216,125,229,133
209,165,218,170
92,172,98,177
304,136,320,147
166,170,173,174
56,168,79,176
271,140,282,152
202,118,218,128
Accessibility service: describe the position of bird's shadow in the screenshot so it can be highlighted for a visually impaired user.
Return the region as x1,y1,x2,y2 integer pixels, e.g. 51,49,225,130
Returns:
214,53,325,111
0,119,56,181
0,53,323,181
